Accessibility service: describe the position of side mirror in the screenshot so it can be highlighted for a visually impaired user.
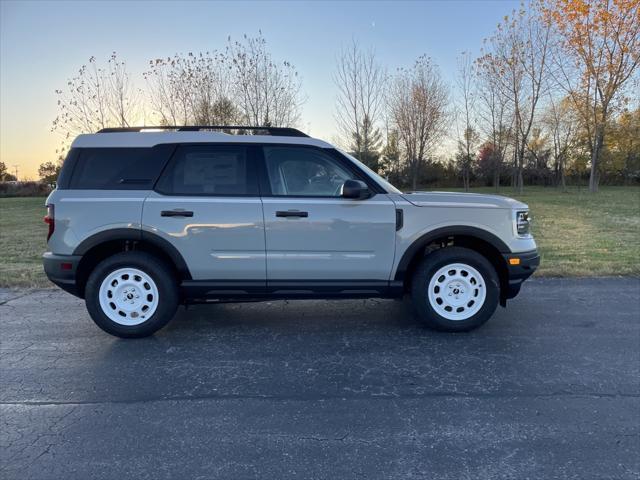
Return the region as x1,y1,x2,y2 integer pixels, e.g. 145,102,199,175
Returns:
341,179,370,200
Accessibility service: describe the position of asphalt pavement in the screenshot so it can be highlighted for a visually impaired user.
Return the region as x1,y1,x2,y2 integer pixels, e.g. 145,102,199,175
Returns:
1,277,639,479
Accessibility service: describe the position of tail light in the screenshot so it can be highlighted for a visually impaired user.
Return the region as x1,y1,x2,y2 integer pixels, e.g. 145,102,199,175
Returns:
44,204,55,241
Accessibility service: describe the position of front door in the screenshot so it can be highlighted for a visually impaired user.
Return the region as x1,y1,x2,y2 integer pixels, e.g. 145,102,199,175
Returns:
259,146,396,286
142,144,266,283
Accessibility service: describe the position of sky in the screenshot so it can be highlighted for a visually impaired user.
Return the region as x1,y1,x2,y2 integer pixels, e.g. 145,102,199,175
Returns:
0,0,520,179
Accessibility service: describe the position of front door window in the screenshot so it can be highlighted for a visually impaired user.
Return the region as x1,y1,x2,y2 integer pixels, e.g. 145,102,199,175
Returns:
263,146,356,197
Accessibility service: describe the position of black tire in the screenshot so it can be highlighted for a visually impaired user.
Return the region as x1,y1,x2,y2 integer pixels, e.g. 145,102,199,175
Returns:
85,251,179,338
410,247,500,332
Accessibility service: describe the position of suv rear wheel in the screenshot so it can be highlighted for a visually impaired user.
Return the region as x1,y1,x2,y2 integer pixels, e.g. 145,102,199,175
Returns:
410,247,499,332
85,252,179,338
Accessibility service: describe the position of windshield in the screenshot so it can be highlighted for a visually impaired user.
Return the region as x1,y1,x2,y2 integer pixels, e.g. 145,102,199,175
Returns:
338,149,403,194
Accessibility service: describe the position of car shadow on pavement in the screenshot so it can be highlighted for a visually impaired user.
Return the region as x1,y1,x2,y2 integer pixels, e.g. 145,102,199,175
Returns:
169,298,418,330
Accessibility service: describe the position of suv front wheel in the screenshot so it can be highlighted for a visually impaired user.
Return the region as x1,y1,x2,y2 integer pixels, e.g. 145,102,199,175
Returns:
410,247,499,332
85,252,179,338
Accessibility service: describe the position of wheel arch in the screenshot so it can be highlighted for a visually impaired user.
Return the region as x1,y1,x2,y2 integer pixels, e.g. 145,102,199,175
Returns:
73,229,191,298
395,226,510,304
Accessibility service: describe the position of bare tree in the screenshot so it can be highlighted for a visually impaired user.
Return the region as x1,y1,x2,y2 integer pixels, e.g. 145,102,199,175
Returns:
144,55,191,126
334,41,385,166
146,34,302,129
388,56,449,190
228,33,303,127
52,53,139,152
543,95,577,191
476,56,512,191
477,6,552,193
144,51,238,126
456,52,478,191
455,127,480,191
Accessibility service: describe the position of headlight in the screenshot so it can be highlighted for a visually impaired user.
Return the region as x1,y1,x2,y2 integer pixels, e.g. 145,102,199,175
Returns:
516,210,531,236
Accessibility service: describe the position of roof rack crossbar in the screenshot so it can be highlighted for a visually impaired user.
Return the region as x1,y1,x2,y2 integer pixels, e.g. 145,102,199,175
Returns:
97,126,309,137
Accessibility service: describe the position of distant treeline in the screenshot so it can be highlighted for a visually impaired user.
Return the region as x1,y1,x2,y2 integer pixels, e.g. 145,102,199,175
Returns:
0,181,52,198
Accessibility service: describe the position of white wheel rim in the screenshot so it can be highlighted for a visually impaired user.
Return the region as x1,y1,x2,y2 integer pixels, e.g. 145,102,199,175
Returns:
427,263,486,321
98,268,159,326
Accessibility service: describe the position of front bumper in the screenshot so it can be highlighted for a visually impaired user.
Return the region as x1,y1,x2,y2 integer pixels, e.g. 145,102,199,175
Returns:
502,249,540,300
43,252,82,297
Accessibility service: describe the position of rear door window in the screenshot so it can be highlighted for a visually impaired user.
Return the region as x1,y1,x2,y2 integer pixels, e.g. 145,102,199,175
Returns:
155,145,258,196
69,147,167,189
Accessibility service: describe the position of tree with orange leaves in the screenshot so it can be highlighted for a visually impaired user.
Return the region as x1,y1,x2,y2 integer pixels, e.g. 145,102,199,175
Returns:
541,0,640,192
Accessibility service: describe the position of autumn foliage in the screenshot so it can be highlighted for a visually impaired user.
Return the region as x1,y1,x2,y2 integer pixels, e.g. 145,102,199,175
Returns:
540,0,640,191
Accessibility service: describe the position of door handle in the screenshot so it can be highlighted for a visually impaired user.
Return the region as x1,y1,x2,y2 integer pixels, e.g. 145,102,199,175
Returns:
161,210,194,217
276,210,308,218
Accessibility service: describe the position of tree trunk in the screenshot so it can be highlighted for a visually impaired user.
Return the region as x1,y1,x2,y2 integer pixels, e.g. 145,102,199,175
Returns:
411,161,418,191
462,167,469,192
517,169,524,194
516,143,524,194
589,126,605,193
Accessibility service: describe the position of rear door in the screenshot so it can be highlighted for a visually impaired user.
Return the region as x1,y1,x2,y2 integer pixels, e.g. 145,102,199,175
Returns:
142,144,266,284
259,145,396,285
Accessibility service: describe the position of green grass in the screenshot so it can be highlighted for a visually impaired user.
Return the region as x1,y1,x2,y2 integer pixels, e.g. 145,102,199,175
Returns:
524,187,640,276
0,197,49,288
439,186,640,277
0,187,638,288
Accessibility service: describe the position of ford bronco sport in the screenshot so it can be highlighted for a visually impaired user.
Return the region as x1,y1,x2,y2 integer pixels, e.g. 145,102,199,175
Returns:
43,126,539,338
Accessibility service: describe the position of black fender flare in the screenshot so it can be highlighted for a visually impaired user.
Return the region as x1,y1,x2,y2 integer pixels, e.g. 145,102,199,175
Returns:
394,226,511,281
73,228,192,279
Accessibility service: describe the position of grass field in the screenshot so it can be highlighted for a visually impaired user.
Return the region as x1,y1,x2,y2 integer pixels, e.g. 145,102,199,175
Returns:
454,186,640,277
0,187,639,288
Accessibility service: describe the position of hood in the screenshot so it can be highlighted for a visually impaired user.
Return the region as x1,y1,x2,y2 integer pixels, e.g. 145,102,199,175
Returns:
401,191,528,210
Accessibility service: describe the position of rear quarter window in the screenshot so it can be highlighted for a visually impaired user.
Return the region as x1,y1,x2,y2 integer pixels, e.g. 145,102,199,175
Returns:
68,146,172,190
55,149,79,189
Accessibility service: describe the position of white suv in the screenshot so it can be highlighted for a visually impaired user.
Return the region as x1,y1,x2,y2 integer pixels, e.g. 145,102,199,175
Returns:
43,126,539,338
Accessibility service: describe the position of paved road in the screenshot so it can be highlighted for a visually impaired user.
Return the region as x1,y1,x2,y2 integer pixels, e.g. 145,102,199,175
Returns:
1,278,639,479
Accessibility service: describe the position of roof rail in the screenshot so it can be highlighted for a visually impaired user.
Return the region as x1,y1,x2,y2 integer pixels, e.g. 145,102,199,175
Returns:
96,126,309,137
